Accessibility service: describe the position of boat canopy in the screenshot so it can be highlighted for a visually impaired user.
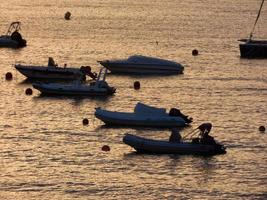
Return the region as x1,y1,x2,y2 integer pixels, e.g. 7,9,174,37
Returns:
134,102,167,116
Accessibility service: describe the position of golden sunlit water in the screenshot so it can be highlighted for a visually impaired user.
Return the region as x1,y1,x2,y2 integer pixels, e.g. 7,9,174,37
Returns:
0,0,267,199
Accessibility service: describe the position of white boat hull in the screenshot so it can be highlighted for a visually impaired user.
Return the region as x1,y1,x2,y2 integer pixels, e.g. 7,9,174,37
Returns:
99,62,184,75
95,108,188,127
33,83,115,96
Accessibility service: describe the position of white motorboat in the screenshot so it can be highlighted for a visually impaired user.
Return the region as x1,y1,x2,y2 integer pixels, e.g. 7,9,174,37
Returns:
95,102,192,127
123,133,226,155
14,57,97,81
32,67,116,96
98,55,184,75
0,22,26,48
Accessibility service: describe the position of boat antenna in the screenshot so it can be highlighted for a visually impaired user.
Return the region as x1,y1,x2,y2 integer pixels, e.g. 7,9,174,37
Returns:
250,0,265,40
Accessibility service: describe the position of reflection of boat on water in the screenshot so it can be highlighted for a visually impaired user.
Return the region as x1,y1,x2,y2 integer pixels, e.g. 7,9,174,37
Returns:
32,67,116,96
123,134,226,155
15,57,97,81
0,22,27,48
95,102,192,127
98,55,184,75
239,0,267,58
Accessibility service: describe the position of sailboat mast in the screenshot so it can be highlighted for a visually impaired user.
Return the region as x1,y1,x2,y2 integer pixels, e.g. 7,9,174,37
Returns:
250,0,265,39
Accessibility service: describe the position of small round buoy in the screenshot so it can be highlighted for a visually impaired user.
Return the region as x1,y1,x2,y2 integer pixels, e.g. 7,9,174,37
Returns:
134,81,140,90
259,126,265,132
5,72,13,80
64,11,71,20
82,118,89,125
25,88,33,95
192,49,199,56
102,145,110,152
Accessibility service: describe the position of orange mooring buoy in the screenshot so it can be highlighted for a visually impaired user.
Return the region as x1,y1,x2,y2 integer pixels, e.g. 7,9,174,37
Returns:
134,81,140,90
5,72,13,80
101,145,110,152
82,118,89,125
192,49,199,56
25,88,33,95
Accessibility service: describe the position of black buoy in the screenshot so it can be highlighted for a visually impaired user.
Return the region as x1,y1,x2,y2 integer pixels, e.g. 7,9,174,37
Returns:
134,81,140,90
82,118,89,125
5,72,13,80
64,11,71,20
102,145,110,152
25,88,33,95
192,49,199,56
259,126,265,132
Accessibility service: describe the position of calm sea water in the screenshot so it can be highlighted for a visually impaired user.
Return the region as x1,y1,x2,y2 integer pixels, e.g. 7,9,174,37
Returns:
0,0,266,199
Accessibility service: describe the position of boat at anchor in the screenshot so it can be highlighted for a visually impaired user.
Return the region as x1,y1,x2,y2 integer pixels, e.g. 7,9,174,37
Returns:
239,0,267,58
32,67,116,96
15,57,97,81
95,102,192,127
0,22,27,48
98,55,184,75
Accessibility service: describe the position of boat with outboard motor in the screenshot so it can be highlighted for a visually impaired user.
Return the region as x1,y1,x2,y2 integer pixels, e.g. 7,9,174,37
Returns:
98,55,184,75
95,102,192,127
123,123,226,155
239,0,267,58
32,67,116,96
0,22,27,48
123,134,226,155
15,57,97,81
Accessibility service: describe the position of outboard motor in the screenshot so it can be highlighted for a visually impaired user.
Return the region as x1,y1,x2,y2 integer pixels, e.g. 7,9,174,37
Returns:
11,31,27,47
169,108,192,123
80,66,97,80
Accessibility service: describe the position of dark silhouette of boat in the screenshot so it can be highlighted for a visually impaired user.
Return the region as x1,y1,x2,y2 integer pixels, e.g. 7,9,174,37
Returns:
239,0,266,58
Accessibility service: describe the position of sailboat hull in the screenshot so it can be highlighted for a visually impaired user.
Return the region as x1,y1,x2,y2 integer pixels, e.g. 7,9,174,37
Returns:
239,41,267,58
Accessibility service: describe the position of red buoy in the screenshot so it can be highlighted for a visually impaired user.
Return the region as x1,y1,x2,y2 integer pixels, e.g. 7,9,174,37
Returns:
5,72,13,80
134,81,140,90
192,49,199,56
259,126,265,132
101,145,110,152
82,118,89,125
25,88,33,95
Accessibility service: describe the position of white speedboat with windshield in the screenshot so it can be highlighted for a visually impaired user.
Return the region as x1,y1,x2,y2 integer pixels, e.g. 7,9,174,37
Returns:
98,55,184,75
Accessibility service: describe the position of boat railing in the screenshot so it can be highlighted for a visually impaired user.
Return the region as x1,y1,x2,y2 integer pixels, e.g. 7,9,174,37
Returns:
96,67,107,82
6,22,22,36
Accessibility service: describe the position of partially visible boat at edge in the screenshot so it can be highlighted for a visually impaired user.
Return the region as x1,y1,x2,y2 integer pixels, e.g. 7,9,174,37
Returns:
95,102,192,127
98,55,184,75
32,67,116,96
15,57,97,81
0,22,27,48
123,133,226,155
239,0,267,58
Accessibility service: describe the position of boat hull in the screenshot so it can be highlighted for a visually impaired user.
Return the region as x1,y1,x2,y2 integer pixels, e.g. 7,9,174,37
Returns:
95,108,187,127
15,64,85,80
99,61,184,75
0,37,26,48
32,83,115,96
239,42,267,58
123,134,226,155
